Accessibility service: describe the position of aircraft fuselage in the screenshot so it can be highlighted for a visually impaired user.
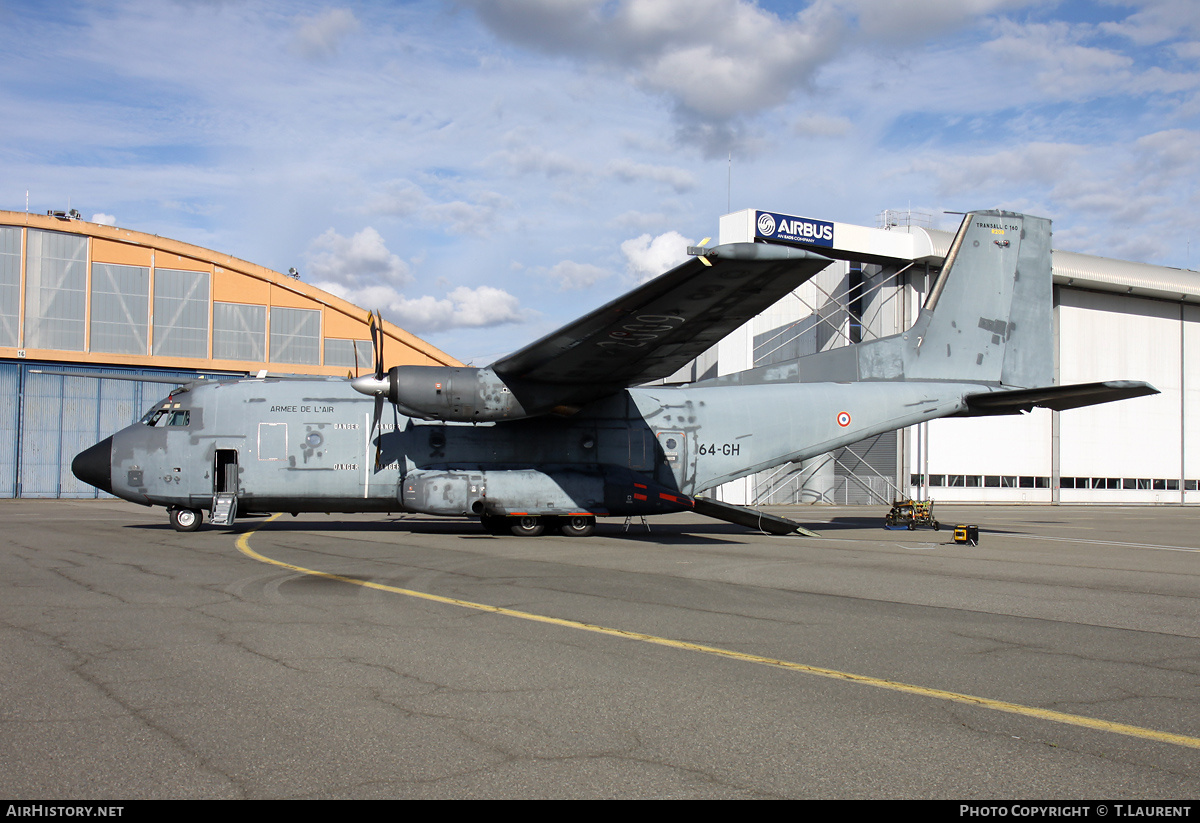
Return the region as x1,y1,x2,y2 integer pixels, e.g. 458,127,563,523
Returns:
74,373,977,530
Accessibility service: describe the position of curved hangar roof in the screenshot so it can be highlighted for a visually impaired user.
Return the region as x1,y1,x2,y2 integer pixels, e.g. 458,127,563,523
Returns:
0,209,460,375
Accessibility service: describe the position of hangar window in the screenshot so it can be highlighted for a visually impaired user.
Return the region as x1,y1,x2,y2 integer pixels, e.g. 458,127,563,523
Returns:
154,268,210,358
0,226,20,347
270,307,320,364
90,263,150,355
213,302,266,361
24,229,87,351
325,338,374,369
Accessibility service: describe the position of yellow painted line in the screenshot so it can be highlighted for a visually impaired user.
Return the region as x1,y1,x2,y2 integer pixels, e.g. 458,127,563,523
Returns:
236,516,1200,751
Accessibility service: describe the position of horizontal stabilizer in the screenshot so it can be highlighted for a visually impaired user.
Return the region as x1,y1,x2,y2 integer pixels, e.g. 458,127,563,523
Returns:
960,381,1159,416
692,497,819,536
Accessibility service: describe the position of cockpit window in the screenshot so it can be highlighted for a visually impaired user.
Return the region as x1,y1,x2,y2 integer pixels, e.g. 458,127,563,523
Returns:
141,408,190,427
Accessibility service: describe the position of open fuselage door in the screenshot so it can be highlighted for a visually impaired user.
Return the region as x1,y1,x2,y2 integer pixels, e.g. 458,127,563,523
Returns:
212,449,238,526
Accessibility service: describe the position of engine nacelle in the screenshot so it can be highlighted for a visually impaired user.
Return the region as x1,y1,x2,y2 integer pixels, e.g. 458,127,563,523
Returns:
386,366,527,423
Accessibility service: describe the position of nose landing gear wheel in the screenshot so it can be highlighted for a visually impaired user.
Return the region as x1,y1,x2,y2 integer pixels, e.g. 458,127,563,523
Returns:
169,507,202,532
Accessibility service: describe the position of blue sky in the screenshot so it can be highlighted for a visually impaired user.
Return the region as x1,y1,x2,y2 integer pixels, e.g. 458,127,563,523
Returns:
2,0,1198,362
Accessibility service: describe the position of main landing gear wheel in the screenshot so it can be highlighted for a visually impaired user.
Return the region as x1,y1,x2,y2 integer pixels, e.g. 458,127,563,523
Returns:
169,507,202,532
510,516,545,537
559,515,596,537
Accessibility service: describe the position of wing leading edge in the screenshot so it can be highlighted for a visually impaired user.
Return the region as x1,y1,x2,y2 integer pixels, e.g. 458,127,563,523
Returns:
491,243,832,400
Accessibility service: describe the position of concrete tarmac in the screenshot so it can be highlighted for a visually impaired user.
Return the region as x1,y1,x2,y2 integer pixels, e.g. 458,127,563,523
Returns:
1,499,1197,799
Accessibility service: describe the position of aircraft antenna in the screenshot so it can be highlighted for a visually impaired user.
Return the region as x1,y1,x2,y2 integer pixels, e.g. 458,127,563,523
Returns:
727,151,732,214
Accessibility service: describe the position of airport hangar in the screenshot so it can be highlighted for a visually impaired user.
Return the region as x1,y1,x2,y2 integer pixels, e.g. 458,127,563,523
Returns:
0,209,459,499
2,206,1198,507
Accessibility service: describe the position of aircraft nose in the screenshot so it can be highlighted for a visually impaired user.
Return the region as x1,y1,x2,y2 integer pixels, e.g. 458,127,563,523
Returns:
72,436,113,494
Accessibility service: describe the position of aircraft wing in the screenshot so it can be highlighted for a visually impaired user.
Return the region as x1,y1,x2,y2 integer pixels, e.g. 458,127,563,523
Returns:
960,381,1159,415
491,243,831,395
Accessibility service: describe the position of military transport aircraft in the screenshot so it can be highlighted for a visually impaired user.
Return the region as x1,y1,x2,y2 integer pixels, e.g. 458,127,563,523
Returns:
72,211,1157,536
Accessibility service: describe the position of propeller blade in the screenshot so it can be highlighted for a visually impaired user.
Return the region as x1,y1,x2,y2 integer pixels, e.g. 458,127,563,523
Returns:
372,394,384,468
371,310,385,381
356,309,388,468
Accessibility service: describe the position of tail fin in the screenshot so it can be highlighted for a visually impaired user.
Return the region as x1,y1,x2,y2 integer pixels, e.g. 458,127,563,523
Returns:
899,210,1052,387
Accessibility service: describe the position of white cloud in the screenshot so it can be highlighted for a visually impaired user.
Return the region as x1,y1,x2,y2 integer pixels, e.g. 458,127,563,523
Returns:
293,8,360,59
984,21,1135,99
361,181,511,236
305,227,412,287
1098,0,1200,46
306,227,528,333
320,282,529,334
610,210,673,231
488,133,591,179
424,192,509,237
462,0,1033,134
544,260,612,290
91,213,117,226
903,127,1200,265
792,112,852,138
621,231,692,282
606,159,696,192
465,0,846,121
365,179,431,218
910,142,1088,196
847,0,1022,42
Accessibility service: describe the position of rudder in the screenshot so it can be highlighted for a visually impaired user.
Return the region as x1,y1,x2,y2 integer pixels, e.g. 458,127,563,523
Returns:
902,210,1052,388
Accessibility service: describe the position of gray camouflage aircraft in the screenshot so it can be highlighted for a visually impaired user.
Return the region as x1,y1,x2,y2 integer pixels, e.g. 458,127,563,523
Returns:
72,210,1156,536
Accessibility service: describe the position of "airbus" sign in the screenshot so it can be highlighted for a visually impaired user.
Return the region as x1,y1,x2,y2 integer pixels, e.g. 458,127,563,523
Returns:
755,210,834,247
